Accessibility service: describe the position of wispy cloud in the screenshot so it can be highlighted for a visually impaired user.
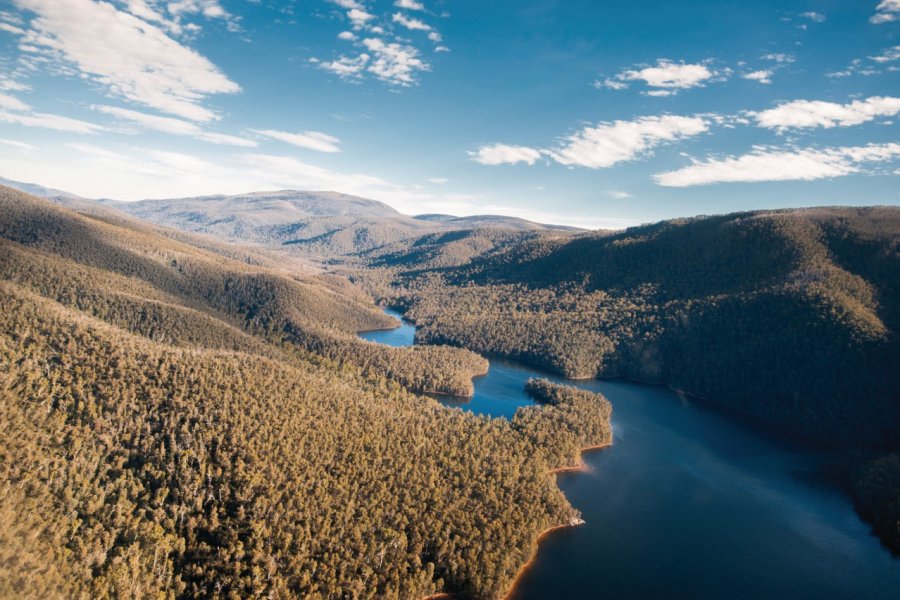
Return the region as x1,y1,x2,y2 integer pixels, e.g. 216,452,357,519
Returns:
0,137,34,150
10,0,240,122
392,12,431,32
0,92,30,111
471,115,710,169
799,11,826,23
548,115,710,168
95,105,255,146
0,91,102,133
251,129,341,153
871,45,900,64
654,143,900,187
871,0,900,24
0,109,103,133
751,96,900,131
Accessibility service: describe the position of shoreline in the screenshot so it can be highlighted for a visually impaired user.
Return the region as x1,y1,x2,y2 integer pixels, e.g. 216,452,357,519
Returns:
368,306,614,600
417,441,612,600
502,440,612,600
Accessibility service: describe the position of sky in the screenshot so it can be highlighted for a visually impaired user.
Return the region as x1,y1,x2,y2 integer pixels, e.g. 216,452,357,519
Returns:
0,0,898,229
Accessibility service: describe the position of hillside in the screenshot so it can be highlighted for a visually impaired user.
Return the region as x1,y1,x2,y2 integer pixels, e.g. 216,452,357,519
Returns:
356,207,900,449
0,185,614,598
354,206,900,549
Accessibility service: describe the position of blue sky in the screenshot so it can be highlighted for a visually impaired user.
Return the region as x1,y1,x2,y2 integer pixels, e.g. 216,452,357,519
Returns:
0,0,898,228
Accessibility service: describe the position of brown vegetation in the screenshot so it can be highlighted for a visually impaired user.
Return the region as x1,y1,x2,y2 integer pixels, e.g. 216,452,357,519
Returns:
0,186,612,599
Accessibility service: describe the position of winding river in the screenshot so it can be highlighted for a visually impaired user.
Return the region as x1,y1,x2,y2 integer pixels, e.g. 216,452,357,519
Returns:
361,309,899,599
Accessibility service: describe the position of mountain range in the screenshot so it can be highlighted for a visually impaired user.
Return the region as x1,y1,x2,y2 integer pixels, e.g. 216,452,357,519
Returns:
0,178,578,257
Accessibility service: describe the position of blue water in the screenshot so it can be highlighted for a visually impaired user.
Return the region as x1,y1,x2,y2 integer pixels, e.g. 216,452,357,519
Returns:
361,309,899,599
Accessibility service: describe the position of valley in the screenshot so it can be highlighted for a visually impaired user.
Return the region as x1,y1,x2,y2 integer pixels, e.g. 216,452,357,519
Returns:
0,181,897,598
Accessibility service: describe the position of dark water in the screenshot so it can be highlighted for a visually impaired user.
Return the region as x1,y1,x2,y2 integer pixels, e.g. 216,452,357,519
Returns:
361,310,899,599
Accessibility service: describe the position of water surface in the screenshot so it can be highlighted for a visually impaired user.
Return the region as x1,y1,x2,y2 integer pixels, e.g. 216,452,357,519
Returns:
362,309,899,599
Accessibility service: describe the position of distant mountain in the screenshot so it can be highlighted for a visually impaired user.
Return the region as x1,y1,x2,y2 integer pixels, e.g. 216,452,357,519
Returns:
95,190,436,255
415,213,581,232
0,176,84,200
104,191,580,256
0,177,580,256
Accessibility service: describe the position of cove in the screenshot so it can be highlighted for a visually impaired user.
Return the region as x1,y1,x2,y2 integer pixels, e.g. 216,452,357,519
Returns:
361,309,899,599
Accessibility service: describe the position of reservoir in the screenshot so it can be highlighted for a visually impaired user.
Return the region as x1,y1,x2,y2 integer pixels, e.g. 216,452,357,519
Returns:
361,309,899,599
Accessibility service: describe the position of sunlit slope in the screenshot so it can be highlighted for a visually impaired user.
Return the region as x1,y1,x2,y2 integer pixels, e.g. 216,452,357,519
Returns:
0,186,612,598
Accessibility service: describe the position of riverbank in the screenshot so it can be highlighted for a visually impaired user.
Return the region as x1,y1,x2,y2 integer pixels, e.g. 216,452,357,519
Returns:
366,307,900,600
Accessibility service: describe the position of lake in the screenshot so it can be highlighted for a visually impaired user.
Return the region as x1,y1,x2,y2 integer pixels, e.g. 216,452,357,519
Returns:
361,309,899,599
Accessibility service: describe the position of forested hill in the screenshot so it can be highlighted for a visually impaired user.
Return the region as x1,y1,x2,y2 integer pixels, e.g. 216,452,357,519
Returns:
357,206,900,451
0,185,615,598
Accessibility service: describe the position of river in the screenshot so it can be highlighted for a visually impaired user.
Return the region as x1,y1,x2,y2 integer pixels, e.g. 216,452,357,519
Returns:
360,309,899,599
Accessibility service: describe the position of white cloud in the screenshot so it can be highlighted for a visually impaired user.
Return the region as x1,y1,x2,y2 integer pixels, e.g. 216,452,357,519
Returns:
0,108,102,133
752,96,900,131
392,12,430,31
654,143,900,187
361,38,428,85
548,115,709,169
0,21,25,34
0,138,34,150
469,144,542,166
626,61,715,89
606,190,632,199
12,0,240,122
600,59,720,95
428,177,449,184
166,0,229,21
762,53,795,64
800,11,826,23
394,0,424,10
0,75,106,135
0,75,30,92
319,53,370,80
251,129,341,153
347,8,374,28
337,30,356,41
871,0,900,24
0,92,30,111
871,45,900,63
595,78,629,91
742,69,773,84
95,104,255,146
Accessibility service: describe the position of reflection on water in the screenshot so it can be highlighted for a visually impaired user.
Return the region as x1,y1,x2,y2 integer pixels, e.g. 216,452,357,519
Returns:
361,309,899,599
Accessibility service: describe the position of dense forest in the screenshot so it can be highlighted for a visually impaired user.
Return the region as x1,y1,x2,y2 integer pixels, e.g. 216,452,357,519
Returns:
0,186,613,598
351,207,900,549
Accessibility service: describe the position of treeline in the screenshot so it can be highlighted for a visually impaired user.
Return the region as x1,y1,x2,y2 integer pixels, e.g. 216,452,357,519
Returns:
0,186,613,598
